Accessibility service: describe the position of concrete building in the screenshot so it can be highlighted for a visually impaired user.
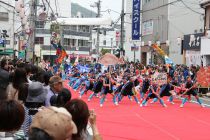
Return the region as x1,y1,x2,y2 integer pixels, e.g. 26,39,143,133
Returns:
140,0,204,65
92,26,120,55
0,1,17,56
200,0,210,66
125,0,141,62
34,0,97,62
123,0,141,61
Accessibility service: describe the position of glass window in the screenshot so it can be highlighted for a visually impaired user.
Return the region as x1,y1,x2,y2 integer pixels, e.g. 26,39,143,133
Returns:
35,37,44,44
103,40,106,45
35,21,45,28
64,38,70,46
0,12,9,21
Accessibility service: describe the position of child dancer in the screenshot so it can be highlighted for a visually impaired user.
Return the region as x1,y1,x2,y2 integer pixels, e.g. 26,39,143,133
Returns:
180,77,205,108
88,75,103,101
140,81,167,107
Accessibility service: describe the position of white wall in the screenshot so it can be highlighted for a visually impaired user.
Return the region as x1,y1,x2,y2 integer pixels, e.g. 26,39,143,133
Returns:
125,0,141,62
168,0,204,64
0,2,16,50
92,29,118,52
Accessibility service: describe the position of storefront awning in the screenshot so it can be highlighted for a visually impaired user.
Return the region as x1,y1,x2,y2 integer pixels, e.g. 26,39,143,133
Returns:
0,49,14,55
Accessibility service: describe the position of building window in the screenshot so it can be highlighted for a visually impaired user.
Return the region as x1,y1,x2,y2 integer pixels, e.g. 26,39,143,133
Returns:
144,0,151,4
0,12,9,21
35,21,45,28
64,38,70,46
93,39,96,45
103,30,106,36
78,40,88,46
6,40,10,45
35,37,44,44
103,40,106,45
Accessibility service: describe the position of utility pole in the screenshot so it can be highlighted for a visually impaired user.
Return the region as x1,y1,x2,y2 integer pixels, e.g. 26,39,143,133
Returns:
28,0,37,64
120,0,125,57
96,0,101,57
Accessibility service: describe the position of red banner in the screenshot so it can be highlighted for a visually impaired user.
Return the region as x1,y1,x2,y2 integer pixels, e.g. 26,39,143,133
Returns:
197,67,210,87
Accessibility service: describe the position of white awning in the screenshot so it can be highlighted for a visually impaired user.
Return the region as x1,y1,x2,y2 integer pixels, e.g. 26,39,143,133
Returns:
56,18,112,26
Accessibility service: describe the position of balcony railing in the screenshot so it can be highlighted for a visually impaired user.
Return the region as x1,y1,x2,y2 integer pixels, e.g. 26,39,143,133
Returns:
36,29,91,37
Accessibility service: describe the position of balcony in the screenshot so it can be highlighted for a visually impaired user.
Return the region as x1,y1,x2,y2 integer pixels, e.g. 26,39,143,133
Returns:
36,29,91,37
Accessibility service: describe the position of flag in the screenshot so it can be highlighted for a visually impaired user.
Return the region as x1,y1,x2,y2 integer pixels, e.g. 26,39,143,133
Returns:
55,43,67,64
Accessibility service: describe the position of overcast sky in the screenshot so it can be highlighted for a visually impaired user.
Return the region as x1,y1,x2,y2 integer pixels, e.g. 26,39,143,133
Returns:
71,0,122,20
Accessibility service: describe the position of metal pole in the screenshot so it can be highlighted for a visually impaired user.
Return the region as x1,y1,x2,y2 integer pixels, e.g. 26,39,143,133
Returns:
96,0,101,57
120,0,125,57
29,0,37,64
60,25,64,47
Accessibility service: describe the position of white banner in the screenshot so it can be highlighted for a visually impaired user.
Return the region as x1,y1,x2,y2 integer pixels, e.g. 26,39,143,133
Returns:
142,20,153,36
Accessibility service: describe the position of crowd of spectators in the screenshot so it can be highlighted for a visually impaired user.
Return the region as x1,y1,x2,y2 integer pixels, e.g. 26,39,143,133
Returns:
0,57,102,140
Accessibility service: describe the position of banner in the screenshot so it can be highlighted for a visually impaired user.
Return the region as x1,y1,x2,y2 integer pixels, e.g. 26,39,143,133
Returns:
142,20,153,36
151,73,167,86
132,0,141,40
197,67,210,87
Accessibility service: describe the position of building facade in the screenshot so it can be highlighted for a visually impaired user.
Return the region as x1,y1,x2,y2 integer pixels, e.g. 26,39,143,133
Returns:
200,0,210,66
125,0,141,62
0,1,17,56
91,26,120,56
34,0,98,62
140,0,204,65
141,0,169,65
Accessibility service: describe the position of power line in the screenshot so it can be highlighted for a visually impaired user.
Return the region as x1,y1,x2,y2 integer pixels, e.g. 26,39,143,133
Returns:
180,0,204,15
55,0,58,15
142,0,182,13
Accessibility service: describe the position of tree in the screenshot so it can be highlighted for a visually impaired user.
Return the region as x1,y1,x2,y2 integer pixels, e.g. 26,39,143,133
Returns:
101,48,111,55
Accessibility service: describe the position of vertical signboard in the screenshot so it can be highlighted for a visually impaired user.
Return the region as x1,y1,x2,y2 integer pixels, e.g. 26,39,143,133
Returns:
132,0,141,40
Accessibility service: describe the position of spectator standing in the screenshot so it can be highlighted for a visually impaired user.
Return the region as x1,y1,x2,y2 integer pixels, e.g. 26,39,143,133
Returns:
0,59,10,100
29,106,77,140
65,99,102,140
45,76,64,106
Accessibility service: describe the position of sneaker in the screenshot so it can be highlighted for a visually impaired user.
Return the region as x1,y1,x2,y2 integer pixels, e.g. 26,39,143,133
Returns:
88,99,90,102
170,102,175,105
115,102,118,106
163,104,167,107
140,104,143,107
79,95,82,99
201,104,205,108
150,101,154,104
180,104,184,108
137,102,140,105
100,104,103,107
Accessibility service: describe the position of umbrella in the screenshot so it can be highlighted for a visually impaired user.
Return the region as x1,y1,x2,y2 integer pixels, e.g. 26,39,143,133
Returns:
98,53,120,66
